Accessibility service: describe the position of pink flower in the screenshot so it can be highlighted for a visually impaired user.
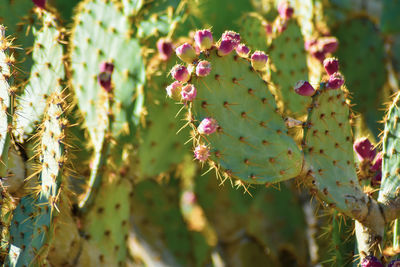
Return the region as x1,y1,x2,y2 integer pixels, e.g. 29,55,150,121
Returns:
171,64,190,83
194,145,210,162
198,118,218,135
294,80,315,96
353,138,376,162
176,43,197,63
327,72,344,89
251,51,268,71
157,38,173,61
194,29,213,50
181,84,197,101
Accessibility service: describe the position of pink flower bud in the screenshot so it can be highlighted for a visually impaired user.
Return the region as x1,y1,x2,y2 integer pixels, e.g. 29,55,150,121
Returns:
327,72,344,89
166,81,182,100
194,29,213,50
157,38,173,61
218,39,235,56
319,37,338,54
196,60,212,77
361,256,383,267
198,118,218,135
176,43,197,63
278,1,294,20
181,84,197,101
251,51,268,71
235,44,250,57
309,45,326,63
294,80,315,96
171,64,190,83
222,31,241,48
323,57,339,75
33,0,46,8
371,152,382,172
98,62,114,92
194,145,210,162
99,62,114,73
353,138,376,162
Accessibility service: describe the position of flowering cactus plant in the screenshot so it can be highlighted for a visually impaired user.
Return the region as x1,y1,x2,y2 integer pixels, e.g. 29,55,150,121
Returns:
1,0,400,266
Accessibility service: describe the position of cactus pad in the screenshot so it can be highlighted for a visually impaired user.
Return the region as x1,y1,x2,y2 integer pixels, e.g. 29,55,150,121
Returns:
238,13,268,51
15,9,65,139
378,92,400,203
185,47,302,184
83,175,132,266
268,20,310,117
333,17,386,138
138,56,190,178
303,85,367,215
70,0,145,145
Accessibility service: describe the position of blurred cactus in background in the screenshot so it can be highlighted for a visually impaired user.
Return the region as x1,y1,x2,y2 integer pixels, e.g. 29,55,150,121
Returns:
0,0,400,266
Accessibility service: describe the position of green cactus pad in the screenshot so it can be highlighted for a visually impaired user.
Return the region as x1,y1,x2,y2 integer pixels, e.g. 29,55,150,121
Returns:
138,56,190,178
333,17,386,138
378,92,400,203
0,26,14,177
303,85,367,215
0,0,35,78
131,178,195,266
15,9,65,139
69,0,145,146
7,92,66,266
238,13,268,51
268,20,310,117
185,47,302,184
83,176,131,266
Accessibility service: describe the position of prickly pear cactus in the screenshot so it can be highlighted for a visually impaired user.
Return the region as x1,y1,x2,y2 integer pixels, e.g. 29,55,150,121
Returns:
83,174,132,266
138,55,190,178
15,9,66,139
69,0,145,146
0,25,14,178
131,177,204,266
238,13,268,51
302,84,367,217
378,92,400,204
333,17,386,138
176,44,302,184
7,92,67,266
0,0,35,77
268,20,311,117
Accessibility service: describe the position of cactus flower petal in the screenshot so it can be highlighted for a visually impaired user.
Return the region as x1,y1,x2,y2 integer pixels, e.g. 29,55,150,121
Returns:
353,138,376,162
